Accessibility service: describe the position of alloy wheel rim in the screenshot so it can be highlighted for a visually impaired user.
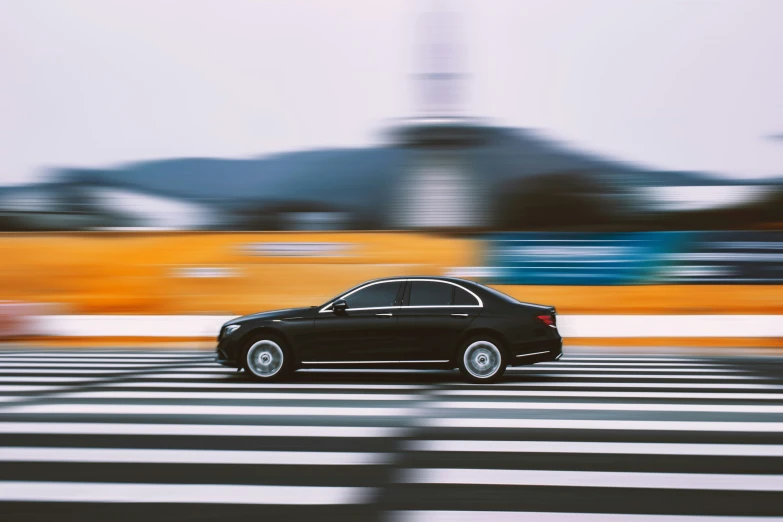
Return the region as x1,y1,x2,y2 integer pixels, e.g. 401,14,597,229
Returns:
463,341,501,379
247,340,284,378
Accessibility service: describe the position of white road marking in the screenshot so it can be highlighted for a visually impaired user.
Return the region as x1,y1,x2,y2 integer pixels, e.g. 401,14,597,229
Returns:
0,481,373,505
408,440,783,457
144,367,239,373
391,511,780,522
0,447,389,465
0,377,92,383
400,468,783,491
61,391,415,401
422,418,783,432
102,381,428,390
520,364,747,373
130,368,247,381
3,403,416,417
430,401,783,414
459,382,783,389
0,422,403,438
436,390,783,400
0,362,186,369
0,352,210,359
0,369,153,375
501,372,772,380
554,360,720,365
131,373,247,380
503,372,761,379
0,385,61,392
562,358,708,362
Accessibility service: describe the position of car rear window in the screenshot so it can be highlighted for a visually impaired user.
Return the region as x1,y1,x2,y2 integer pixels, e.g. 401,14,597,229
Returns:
408,281,454,306
453,286,480,306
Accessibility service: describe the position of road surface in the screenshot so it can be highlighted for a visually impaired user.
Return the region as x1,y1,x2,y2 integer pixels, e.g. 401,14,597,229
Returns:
0,348,781,521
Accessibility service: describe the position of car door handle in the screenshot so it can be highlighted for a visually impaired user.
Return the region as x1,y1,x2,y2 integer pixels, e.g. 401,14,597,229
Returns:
451,313,469,317
376,313,393,317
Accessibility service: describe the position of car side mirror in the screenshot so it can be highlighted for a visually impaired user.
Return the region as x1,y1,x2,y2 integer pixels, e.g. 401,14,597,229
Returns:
332,299,348,315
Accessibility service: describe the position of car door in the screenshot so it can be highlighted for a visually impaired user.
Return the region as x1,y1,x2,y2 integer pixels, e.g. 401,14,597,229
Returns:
396,280,482,362
300,280,405,363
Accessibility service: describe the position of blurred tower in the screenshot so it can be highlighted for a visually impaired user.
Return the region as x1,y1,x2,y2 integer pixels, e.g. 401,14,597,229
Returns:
391,4,490,230
414,7,467,118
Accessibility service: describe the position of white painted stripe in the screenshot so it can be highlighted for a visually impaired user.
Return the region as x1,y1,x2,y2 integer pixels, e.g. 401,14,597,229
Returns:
437,390,783,400
422,418,783,432
391,511,779,522
145,367,237,373
409,440,783,457
540,362,728,368
0,377,92,383
102,381,427,390
0,369,150,375
0,447,389,465
132,373,241,380
0,422,402,438
500,373,765,380
296,369,445,374
459,382,783,389
563,357,707,362
4,403,415,417
302,360,449,365
0,385,61,392
0,481,371,505
509,367,741,373
62,391,414,401
0,367,235,374
400,468,783,491
430,401,783,414
0,362,188,369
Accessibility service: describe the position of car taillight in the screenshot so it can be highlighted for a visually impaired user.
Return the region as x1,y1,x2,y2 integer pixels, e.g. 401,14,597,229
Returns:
537,313,556,328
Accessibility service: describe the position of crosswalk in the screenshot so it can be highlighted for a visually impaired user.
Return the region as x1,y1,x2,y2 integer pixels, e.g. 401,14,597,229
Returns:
0,348,781,521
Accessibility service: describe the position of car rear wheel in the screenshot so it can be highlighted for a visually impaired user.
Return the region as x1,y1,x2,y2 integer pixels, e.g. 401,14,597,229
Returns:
458,338,506,383
244,336,291,382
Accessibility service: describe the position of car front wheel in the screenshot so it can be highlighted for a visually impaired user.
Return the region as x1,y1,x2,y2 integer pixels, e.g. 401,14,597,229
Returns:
458,338,506,383
244,336,291,382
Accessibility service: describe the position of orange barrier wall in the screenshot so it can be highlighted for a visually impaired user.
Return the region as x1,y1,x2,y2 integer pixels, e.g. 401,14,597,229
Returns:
0,232,476,314
1,232,781,315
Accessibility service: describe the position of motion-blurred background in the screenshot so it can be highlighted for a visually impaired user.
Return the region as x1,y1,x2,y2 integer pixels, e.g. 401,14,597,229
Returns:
1,0,781,338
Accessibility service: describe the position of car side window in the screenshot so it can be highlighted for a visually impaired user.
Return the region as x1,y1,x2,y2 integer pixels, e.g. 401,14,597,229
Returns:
408,281,454,306
343,282,401,309
453,286,480,306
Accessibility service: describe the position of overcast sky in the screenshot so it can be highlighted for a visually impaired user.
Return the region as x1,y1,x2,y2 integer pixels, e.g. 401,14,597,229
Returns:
1,0,781,185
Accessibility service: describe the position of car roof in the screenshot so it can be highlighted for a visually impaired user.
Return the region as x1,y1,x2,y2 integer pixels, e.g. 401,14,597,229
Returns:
360,276,479,286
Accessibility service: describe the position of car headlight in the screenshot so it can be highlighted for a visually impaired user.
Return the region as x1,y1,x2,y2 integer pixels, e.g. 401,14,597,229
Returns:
224,324,241,337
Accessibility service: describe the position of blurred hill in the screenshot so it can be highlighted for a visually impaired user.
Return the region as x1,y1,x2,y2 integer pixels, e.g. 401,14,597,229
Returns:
2,123,780,231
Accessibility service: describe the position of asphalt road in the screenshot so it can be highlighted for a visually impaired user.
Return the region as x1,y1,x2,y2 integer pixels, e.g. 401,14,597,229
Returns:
0,348,781,521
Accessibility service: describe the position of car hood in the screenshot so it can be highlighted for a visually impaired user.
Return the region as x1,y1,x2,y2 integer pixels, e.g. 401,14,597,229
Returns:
224,307,316,326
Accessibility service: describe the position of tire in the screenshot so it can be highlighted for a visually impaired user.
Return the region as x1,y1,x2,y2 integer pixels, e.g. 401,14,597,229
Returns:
243,335,292,382
458,337,506,383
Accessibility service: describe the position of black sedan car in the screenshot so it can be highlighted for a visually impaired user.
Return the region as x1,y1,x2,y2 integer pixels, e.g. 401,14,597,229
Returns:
215,276,562,383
